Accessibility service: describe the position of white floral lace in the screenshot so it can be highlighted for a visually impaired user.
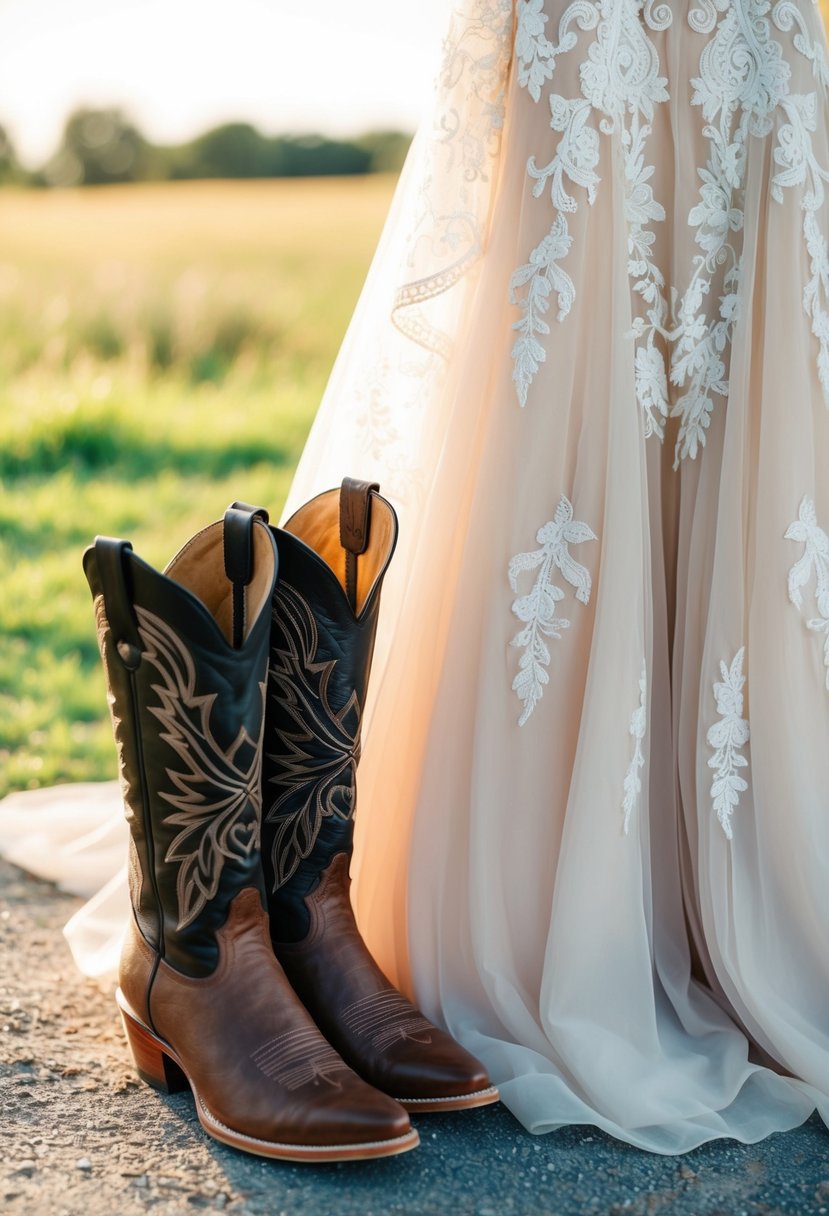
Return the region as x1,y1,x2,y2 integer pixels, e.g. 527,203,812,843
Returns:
771,2,829,402
353,0,513,502
511,0,673,428
508,495,597,725
706,647,751,840
511,0,829,450
785,495,829,689
671,1,791,465
393,0,514,357
510,214,576,406
622,662,648,835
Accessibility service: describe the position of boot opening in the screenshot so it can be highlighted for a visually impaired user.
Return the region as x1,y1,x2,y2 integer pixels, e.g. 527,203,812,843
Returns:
164,519,275,645
284,489,396,614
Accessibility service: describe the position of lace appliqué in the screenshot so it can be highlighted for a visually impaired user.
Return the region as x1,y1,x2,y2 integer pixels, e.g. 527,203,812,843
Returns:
510,214,576,406
785,495,829,688
135,606,264,931
672,1,791,466
773,1,829,90
771,3,829,404
354,351,426,506
515,0,586,103
509,495,597,725
706,646,750,840
353,0,513,504
511,0,672,429
393,0,513,357
621,662,647,835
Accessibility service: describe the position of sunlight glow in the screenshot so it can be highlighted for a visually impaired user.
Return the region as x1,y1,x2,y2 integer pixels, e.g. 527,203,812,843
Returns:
0,0,450,167
3,3,829,169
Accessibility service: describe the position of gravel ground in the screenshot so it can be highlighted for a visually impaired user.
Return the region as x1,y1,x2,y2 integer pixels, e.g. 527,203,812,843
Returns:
2,856,828,1216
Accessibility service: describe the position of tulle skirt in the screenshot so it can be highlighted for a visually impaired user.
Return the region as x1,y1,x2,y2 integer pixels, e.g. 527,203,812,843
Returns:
3,0,829,1153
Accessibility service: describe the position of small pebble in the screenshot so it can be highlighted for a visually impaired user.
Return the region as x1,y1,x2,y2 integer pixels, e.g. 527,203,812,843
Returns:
75,1158,92,1172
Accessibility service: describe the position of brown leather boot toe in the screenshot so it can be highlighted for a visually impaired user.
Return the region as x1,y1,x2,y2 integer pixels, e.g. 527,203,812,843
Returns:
274,855,500,1113
355,1034,495,1111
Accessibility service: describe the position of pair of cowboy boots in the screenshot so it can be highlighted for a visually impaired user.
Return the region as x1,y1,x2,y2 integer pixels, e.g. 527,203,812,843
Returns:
84,479,497,1163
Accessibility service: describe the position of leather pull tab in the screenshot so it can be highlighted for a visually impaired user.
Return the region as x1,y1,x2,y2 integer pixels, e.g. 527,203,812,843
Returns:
224,502,270,649
339,478,380,613
94,537,142,670
339,478,379,555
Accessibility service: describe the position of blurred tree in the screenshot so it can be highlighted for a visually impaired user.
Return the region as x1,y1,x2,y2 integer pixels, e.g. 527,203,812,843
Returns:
356,130,412,173
0,125,23,183
166,122,275,179
18,110,413,188
45,108,151,186
163,125,375,180
272,135,372,178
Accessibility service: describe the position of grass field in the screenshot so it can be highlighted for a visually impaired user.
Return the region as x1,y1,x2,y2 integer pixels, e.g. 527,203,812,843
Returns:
5,0,829,800
0,177,396,798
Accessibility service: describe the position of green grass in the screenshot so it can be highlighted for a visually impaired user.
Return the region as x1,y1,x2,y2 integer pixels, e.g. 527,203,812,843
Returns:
0,177,395,798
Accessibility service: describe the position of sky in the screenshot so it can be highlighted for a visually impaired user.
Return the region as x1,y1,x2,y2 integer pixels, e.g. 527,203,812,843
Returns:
0,0,451,167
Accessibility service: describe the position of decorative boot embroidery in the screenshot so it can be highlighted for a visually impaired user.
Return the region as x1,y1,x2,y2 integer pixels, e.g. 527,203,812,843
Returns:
93,595,131,806
135,606,264,930
706,646,751,839
508,495,597,725
621,662,648,835
265,581,361,889
785,495,829,688
251,1028,349,1091
340,991,435,1055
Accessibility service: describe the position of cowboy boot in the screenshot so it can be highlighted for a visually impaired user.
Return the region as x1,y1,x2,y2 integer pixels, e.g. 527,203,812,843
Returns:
260,479,499,1112
83,503,417,1162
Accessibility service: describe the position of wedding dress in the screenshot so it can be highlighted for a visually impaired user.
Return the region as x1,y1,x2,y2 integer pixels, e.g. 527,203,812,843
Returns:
3,0,829,1153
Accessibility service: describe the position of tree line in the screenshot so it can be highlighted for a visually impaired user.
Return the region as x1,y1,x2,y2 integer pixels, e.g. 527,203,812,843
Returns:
0,108,412,187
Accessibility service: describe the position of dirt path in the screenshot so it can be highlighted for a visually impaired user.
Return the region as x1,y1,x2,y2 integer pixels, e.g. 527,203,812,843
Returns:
2,857,828,1216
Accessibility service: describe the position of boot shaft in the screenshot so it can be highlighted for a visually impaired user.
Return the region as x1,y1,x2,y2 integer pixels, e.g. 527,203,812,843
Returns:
260,480,399,940
84,508,278,976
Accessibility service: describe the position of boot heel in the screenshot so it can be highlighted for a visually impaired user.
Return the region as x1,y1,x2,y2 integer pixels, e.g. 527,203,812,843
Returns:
119,1003,189,1094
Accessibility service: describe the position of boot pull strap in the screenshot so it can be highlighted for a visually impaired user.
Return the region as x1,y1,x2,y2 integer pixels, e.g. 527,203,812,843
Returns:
339,478,380,612
94,537,142,670
225,502,270,649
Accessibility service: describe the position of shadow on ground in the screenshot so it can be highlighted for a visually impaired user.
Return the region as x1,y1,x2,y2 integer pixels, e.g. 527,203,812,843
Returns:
2,858,827,1216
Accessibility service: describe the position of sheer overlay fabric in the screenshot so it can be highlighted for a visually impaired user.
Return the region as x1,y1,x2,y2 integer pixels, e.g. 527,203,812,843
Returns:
3,0,829,1152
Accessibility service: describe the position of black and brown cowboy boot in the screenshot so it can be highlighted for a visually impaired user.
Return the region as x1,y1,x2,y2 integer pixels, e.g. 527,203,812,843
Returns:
84,503,417,1161
260,479,499,1112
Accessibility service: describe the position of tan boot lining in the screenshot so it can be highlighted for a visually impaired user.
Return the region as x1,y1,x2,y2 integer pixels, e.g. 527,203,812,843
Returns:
165,519,275,646
285,491,395,614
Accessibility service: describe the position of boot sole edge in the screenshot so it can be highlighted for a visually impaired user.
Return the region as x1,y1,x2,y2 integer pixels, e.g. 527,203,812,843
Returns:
396,1086,501,1113
116,989,420,1162
197,1098,420,1161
